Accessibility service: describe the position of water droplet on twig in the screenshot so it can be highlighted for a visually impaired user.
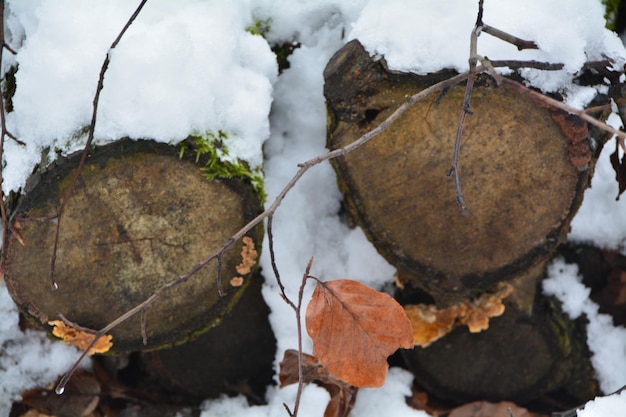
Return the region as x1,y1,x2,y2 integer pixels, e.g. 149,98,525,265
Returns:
55,384,65,395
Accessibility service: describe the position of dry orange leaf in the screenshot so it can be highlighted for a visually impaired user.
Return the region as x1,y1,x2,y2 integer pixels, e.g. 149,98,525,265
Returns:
305,279,413,388
48,320,113,354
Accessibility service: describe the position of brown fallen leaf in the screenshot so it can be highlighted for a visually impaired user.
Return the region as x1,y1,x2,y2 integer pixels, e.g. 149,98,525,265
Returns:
279,349,358,417
305,279,413,388
48,320,113,354
21,370,100,417
405,386,453,417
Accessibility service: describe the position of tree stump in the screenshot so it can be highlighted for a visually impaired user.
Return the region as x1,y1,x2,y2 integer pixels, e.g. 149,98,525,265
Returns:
324,40,603,403
4,139,265,352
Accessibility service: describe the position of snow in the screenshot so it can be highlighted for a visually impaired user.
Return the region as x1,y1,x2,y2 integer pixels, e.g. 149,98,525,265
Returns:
578,390,626,417
1,0,626,416
4,0,277,192
570,113,626,249
0,279,84,409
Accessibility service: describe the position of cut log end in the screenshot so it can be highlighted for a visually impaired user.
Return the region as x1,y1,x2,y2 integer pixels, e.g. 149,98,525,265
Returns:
5,139,264,352
325,40,595,306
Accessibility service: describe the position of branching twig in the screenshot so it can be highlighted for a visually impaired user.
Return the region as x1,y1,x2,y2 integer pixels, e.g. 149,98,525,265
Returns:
279,257,314,417
447,0,485,212
47,0,149,290
482,23,538,50
490,59,564,71
500,77,626,142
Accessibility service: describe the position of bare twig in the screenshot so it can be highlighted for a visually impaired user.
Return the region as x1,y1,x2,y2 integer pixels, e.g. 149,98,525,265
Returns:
482,23,538,50
267,214,313,417
280,257,315,417
447,0,484,212
57,313,98,334
490,59,564,71
47,0,149,290
500,77,626,142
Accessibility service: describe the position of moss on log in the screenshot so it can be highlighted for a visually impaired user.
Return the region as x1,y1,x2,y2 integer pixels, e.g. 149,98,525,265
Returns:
5,139,264,352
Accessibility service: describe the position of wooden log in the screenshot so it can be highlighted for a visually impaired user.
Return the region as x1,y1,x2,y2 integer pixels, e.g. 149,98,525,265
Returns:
398,273,597,404
4,139,265,352
324,40,604,404
324,39,601,307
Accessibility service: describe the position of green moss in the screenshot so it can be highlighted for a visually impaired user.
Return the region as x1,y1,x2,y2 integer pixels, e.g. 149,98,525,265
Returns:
603,0,620,30
246,18,271,37
181,131,266,204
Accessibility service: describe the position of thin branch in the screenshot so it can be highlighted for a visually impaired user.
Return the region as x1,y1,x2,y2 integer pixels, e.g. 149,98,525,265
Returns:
447,2,484,212
490,60,564,71
57,313,98,334
47,0,149,290
482,24,538,50
500,77,626,142
268,214,295,309
285,257,315,417
268,213,312,417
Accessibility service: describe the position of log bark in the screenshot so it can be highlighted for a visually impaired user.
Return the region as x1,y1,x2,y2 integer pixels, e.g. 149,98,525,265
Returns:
324,40,600,307
5,139,264,352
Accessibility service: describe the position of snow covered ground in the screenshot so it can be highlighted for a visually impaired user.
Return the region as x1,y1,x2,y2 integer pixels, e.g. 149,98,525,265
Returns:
1,0,625,416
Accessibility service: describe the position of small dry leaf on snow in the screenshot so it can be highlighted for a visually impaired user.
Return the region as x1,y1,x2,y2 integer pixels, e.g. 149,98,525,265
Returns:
48,320,113,354
305,279,413,388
